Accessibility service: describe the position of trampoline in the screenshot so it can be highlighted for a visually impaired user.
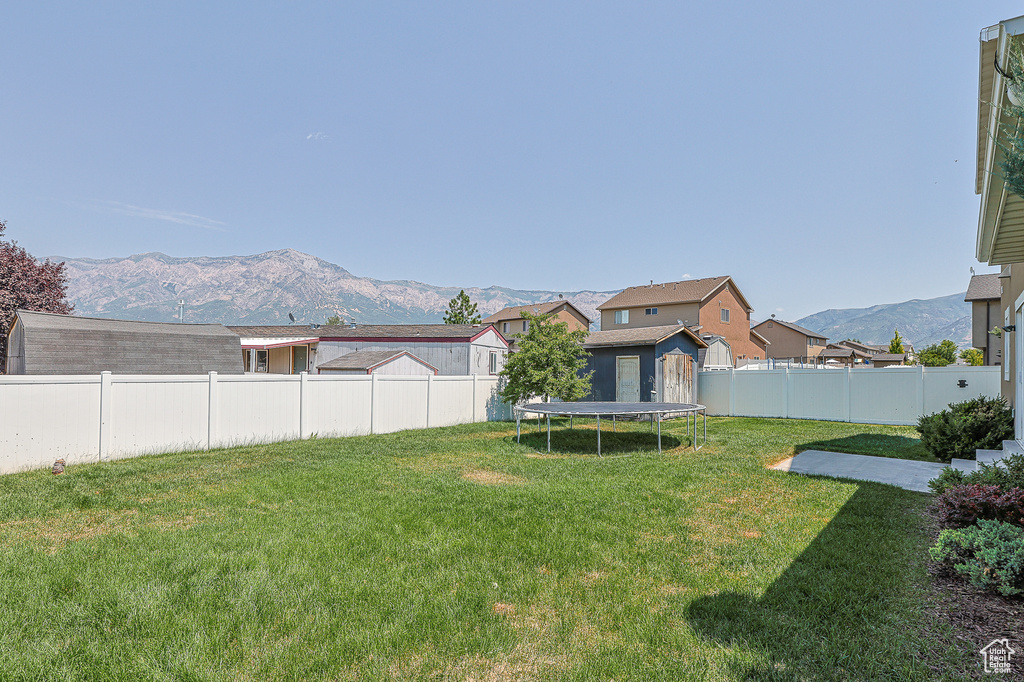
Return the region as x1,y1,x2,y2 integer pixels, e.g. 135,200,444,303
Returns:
513,402,707,455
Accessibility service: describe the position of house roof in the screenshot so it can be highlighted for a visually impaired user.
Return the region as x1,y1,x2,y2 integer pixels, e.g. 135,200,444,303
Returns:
818,348,872,359
582,324,707,349
8,309,243,375
229,323,505,345
481,300,591,324
871,353,906,362
752,318,826,339
595,276,751,313
749,329,770,346
317,350,437,372
965,273,1001,301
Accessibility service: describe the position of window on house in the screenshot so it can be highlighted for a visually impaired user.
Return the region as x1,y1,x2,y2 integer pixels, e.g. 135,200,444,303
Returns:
256,350,268,373
522,320,529,332
614,310,629,324
489,351,499,375
502,322,509,333
293,346,308,373
720,308,730,323
645,307,658,315
767,321,773,328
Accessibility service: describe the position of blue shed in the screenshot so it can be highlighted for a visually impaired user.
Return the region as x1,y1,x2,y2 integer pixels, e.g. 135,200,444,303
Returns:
582,324,707,402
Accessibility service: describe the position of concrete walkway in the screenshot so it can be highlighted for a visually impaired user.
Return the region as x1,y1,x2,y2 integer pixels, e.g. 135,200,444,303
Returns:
770,450,946,493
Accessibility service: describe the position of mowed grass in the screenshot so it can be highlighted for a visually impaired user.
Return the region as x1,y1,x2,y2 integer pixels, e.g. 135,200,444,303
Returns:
0,417,962,681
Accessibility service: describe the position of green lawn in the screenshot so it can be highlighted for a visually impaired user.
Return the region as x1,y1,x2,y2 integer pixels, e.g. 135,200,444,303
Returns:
0,417,965,681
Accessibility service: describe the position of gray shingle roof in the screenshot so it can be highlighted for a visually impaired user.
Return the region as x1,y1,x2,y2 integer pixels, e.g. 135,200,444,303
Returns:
870,353,906,362
965,274,1001,301
317,350,435,371
482,301,592,324
582,324,707,348
9,310,242,375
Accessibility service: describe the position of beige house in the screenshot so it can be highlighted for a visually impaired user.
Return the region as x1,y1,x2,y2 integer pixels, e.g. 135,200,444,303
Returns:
965,273,1002,366
975,15,1024,441
596,276,766,363
751,318,827,363
482,300,590,345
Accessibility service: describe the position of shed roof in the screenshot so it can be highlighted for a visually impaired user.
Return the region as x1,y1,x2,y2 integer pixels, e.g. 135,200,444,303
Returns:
871,353,906,362
229,323,506,345
753,318,826,339
582,324,707,349
9,309,242,375
595,276,751,312
965,273,1001,301
317,350,437,372
482,300,591,324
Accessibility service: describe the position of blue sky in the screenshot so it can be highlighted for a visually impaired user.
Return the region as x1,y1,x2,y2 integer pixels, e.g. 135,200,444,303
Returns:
1,2,1020,320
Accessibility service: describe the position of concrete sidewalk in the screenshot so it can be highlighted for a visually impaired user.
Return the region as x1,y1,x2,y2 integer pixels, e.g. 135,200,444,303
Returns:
770,450,946,493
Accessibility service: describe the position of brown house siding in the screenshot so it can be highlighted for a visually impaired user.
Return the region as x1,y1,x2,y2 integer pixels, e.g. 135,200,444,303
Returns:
697,284,763,359
599,302,700,332
753,322,826,361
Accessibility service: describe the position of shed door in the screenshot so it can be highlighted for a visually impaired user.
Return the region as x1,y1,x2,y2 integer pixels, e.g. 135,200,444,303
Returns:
662,352,694,403
616,356,641,402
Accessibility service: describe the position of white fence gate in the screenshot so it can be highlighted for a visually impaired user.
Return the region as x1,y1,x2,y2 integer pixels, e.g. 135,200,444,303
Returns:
0,372,510,475
698,366,1002,425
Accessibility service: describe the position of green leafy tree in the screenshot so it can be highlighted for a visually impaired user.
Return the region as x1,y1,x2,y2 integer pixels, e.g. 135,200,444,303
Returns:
917,340,959,367
888,328,905,355
326,315,343,326
442,290,481,324
960,348,984,366
499,310,592,404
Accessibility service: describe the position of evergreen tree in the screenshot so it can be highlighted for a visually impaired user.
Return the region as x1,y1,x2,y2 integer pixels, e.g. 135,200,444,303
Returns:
499,310,592,404
326,315,343,325
442,290,481,324
888,329,905,355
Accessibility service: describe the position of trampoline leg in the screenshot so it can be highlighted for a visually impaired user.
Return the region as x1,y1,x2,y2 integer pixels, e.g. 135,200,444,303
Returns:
657,416,662,454
538,416,541,433
649,415,653,433
570,416,573,430
612,415,615,432
597,415,601,456
546,415,551,453
516,414,521,443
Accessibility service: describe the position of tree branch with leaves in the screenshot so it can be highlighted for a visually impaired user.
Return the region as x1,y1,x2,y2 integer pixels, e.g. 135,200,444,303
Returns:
498,310,592,404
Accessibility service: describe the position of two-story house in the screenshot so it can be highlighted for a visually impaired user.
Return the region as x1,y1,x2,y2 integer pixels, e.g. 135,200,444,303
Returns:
751,317,828,364
481,300,591,349
965,273,1002,366
595,276,767,364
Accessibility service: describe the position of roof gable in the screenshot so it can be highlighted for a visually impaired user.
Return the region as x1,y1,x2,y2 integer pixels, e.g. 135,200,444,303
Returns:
582,323,708,349
481,300,591,324
752,318,825,339
965,273,1001,301
596,276,752,313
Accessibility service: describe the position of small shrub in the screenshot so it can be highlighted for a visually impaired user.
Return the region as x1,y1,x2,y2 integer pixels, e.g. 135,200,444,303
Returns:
934,484,1024,528
929,519,1024,596
929,454,1024,494
916,396,1013,462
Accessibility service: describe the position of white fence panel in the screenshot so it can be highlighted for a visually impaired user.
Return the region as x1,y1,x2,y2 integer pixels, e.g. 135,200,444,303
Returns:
699,365,1003,426
216,375,302,447
922,366,1002,415
789,369,846,421
374,376,428,434
429,377,475,427
733,371,788,418
0,377,101,470
849,367,921,425
108,377,209,458
307,376,372,437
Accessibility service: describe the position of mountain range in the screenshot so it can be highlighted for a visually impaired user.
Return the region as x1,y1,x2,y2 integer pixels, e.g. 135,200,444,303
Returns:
55,249,616,327
54,249,974,349
793,293,972,349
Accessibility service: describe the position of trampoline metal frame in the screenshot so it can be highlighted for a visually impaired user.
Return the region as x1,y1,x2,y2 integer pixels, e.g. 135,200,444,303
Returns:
513,402,707,456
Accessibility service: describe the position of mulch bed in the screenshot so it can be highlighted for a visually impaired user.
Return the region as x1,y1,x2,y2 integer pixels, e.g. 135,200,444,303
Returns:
919,506,1023,679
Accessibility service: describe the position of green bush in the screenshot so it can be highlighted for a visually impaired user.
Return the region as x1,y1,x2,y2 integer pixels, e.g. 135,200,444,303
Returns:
929,519,1024,596
929,454,1024,494
916,396,1013,462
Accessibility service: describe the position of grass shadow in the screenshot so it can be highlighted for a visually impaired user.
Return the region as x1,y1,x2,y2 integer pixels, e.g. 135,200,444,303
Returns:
796,433,933,462
685,485,949,680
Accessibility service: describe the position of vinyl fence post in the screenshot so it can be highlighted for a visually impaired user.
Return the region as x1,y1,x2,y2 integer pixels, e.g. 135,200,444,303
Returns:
207,371,219,449
425,373,432,428
472,374,479,423
844,366,852,423
370,373,378,434
728,368,736,417
299,371,309,439
917,365,926,420
98,371,112,462
784,367,790,418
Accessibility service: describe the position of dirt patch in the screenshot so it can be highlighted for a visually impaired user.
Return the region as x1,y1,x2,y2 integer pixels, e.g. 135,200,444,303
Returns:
919,506,1024,679
741,530,762,539
581,570,608,586
492,602,517,616
462,469,526,486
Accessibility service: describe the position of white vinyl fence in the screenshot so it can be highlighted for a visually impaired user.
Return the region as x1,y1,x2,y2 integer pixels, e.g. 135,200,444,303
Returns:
698,366,1002,425
0,372,510,474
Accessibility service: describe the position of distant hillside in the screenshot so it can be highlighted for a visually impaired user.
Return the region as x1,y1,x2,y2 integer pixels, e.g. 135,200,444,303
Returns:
793,293,972,349
56,249,616,326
